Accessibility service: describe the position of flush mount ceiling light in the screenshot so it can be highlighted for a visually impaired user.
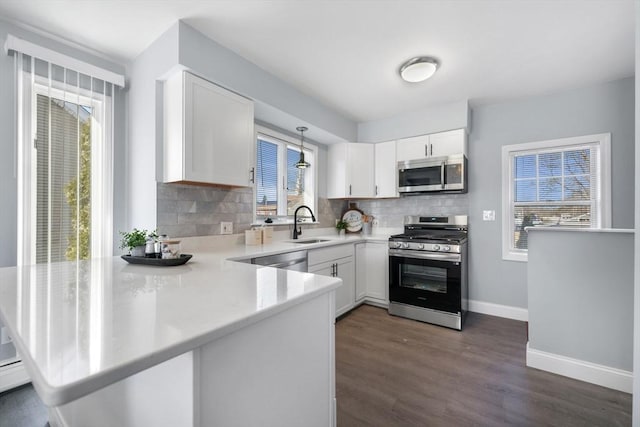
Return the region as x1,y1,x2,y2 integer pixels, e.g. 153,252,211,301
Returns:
399,57,439,83
295,126,310,169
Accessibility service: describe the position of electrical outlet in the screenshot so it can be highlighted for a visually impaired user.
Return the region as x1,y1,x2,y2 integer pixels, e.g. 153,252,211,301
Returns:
372,218,379,226
483,210,496,221
1,327,12,345
220,222,233,235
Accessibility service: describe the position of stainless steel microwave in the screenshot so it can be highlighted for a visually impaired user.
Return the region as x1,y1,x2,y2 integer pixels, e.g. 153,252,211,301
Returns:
398,154,467,194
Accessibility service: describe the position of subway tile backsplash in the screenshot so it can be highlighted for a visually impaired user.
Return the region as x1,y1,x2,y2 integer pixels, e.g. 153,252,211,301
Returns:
355,193,468,227
157,183,348,238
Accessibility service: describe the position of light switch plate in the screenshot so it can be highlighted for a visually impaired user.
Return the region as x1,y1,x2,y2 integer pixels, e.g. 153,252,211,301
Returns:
483,210,496,221
221,222,233,235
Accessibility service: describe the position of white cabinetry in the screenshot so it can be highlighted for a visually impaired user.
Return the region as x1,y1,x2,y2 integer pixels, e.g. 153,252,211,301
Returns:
355,242,389,306
327,143,375,198
308,244,355,317
396,129,467,162
163,71,254,186
374,141,398,198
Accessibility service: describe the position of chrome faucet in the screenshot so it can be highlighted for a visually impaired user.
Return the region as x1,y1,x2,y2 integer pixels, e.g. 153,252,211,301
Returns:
293,205,316,239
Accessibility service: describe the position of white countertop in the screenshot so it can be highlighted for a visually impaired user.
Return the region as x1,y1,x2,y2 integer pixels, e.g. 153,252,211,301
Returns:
0,251,341,407
221,233,393,261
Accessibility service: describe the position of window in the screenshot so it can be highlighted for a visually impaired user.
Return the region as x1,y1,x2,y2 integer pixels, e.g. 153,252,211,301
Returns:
15,53,116,265
501,133,611,262
255,126,316,222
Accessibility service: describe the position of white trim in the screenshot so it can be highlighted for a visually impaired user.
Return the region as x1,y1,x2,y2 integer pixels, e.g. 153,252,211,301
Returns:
468,299,528,321
0,361,30,393
501,133,612,262
526,342,632,393
4,34,125,87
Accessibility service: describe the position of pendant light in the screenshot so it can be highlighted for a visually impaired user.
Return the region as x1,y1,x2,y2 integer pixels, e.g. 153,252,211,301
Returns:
295,126,311,169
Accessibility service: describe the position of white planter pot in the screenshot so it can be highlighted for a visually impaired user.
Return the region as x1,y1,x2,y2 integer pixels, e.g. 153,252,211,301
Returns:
130,246,145,257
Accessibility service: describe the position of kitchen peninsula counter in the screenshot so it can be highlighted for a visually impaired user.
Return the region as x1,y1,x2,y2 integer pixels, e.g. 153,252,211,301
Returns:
0,252,341,426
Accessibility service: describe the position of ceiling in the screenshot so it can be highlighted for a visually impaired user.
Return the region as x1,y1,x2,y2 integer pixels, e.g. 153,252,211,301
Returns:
0,0,634,123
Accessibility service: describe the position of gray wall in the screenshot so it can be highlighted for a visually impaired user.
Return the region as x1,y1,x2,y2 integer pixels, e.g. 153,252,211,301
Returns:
468,77,635,309
0,20,127,267
528,229,633,371
357,99,469,143
177,21,357,144
632,3,639,424
127,22,179,232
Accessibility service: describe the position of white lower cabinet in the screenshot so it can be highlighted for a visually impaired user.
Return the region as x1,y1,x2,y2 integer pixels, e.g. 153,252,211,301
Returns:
355,242,389,306
308,245,355,317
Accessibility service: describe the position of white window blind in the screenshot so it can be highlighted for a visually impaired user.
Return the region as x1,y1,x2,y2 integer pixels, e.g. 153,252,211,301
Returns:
14,51,115,265
501,133,611,262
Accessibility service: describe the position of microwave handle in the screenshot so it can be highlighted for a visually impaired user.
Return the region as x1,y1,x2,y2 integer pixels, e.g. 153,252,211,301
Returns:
441,161,445,189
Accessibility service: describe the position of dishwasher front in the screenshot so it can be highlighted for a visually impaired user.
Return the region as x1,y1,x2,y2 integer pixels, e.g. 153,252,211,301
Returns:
250,250,308,272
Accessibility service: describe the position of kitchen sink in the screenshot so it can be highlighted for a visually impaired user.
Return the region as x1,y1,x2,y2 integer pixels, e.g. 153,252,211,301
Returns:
289,239,331,244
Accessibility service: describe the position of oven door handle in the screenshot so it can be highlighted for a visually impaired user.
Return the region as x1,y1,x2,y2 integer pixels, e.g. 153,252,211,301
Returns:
389,249,461,263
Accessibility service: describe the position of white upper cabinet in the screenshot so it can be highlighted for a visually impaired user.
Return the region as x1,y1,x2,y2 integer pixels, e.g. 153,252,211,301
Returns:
429,128,468,157
163,71,254,187
396,128,467,162
328,143,375,198
396,134,430,162
374,140,398,198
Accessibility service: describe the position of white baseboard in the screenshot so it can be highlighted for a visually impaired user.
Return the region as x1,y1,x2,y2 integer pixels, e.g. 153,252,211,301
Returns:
0,361,30,393
468,299,528,321
526,342,632,393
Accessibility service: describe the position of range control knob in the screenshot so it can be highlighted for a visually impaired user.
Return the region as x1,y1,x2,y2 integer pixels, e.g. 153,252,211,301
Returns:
402,242,410,249
442,246,451,252
392,242,401,248
417,243,425,250
433,244,441,251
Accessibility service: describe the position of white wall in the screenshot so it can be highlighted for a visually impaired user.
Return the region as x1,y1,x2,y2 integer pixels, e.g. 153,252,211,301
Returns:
468,77,635,310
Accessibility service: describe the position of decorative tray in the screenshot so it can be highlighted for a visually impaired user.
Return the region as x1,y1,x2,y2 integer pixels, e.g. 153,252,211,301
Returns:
121,254,193,267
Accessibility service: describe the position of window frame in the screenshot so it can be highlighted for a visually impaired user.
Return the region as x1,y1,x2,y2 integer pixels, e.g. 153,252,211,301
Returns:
501,133,611,262
253,124,318,224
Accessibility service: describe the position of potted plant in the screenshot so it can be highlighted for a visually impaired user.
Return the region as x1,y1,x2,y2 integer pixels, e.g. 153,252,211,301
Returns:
335,220,348,237
120,228,148,257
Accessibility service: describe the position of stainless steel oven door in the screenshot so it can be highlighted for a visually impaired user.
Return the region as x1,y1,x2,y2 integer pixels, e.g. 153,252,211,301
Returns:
389,249,462,314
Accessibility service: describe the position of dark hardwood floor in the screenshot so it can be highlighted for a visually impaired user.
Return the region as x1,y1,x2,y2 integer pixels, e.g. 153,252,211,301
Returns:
335,305,631,427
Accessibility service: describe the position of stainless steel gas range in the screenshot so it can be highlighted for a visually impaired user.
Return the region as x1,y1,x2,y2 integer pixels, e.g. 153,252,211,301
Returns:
388,215,468,330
